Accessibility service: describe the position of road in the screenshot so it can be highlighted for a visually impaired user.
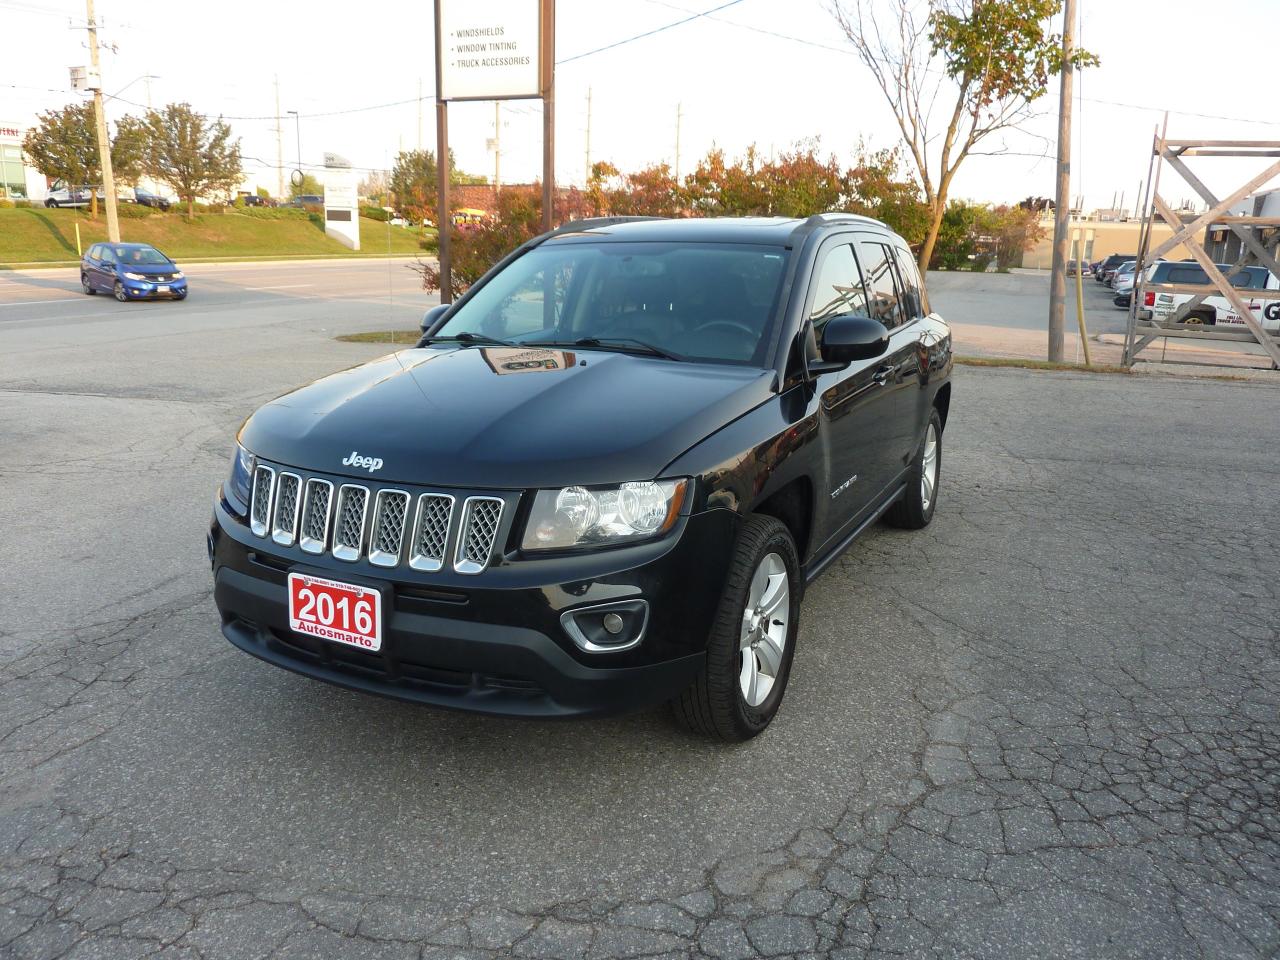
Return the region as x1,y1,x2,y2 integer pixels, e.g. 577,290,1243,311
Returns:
2,259,1278,958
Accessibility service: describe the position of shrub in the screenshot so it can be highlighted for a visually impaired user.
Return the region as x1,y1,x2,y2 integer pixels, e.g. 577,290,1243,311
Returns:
0,199,13,209
15,199,33,208
118,202,157,219
361,205,390,222
239,206,312,221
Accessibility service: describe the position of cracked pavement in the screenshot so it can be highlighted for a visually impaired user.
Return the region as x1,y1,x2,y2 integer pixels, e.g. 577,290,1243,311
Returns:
1,262,1278,958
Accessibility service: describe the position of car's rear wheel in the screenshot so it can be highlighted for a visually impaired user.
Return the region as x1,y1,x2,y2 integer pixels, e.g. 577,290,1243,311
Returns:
673,514,801,741
886,408,942,530
81,272,95,295
1183,309,1215,326
113,281,128,303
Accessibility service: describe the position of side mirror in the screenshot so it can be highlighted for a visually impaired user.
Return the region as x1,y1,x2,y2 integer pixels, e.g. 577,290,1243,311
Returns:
420,303,451,334
816,314,890,368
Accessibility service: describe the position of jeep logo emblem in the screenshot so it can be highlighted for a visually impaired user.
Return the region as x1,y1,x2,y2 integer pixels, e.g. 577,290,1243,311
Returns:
342,450,384,473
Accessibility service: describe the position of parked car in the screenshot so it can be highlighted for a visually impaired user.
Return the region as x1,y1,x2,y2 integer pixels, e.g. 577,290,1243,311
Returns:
237,193,272,207
1096,253,1137,284
44,181,90,208
1066,259,1091,277
1139,260,1278,329
80,242,188,302
1106,260,1136,289
289,194,324,210
208,214,953,740
133,188,172,211
1113,266,1138,306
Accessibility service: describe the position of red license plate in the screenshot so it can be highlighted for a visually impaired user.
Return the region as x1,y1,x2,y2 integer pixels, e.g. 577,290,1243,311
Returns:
287,572,382,652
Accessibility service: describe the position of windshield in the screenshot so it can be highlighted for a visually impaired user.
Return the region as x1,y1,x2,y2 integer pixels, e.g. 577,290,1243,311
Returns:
112,246,170,265
434,241,790,365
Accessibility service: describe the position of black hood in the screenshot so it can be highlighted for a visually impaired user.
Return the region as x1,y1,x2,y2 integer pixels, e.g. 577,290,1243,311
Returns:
239,345,775,489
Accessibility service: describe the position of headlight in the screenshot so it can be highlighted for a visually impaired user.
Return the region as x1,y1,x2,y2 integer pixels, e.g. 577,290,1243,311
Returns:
522,479,688,551
225,443,255,516
123,272,149,281
173,271,184,279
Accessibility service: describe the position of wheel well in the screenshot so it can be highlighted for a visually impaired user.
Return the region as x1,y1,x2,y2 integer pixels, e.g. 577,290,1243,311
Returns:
933,382,951,431
754,478,813,561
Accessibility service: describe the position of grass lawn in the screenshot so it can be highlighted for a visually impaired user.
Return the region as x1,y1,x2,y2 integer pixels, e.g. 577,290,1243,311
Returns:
0,206,435,265
336,330,422,345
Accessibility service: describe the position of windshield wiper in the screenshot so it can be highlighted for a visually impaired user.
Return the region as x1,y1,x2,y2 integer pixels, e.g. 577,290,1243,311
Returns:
422,331,515,347
526,337,684,361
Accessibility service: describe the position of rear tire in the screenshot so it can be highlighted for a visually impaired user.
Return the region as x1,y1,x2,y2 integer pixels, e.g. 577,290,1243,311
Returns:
1183,309,1215,326
885,408,942,530
673,514,801,742
81,273,95,295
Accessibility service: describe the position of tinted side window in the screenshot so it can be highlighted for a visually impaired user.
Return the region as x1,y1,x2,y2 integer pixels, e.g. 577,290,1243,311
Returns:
87,244,100,260
808,243,869,332
1166,266,1209,285
100,247,116,265
857,240,902,328
890,246,925,320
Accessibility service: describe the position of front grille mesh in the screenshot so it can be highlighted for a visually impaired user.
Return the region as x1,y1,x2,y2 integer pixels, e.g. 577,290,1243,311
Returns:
299,480,332,553
272,473,301,545
245,465,503,573
368,491,410,567
457,498,504,573
250,466,274,536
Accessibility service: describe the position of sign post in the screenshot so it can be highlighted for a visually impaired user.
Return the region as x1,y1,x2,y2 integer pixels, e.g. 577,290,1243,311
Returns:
434,0,552,302
322,153,359,251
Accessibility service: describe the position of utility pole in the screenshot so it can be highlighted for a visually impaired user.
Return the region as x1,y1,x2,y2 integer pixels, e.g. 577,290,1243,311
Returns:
584,87,592,184
674,102,682,181
84,0,119,242
494,101,501,196
1047,0,1076,362
417,78,423,151
273,76,284,200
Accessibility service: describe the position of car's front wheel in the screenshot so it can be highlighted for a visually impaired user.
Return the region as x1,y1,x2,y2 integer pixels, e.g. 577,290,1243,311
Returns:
81,272,95,295
45,199,58,208
886,408,942,530
673,514,801,741
113,281,128,303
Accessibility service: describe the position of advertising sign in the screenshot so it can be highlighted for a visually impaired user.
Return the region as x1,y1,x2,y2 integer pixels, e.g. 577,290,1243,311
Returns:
439,0,542,101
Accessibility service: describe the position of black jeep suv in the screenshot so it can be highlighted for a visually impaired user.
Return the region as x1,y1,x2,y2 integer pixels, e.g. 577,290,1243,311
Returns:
209,214,952,740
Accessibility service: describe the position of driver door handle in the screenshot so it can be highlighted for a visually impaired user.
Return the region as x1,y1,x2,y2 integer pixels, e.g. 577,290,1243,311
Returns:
873,363,897,386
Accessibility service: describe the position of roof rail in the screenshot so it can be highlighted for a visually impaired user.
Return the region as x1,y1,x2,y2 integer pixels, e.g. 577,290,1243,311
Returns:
544,216,666,237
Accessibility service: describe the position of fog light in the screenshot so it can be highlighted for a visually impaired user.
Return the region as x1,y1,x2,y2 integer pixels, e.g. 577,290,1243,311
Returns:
560,600,649,653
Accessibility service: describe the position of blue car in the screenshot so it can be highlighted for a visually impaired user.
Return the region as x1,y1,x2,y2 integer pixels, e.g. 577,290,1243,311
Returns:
80,242,188,302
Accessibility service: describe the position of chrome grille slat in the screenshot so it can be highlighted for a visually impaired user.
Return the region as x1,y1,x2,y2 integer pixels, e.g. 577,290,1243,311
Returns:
455,497,504,575
332,484,370,562
299,479,333,554
409,494,454,572
271,473,302,546
368,490,410,568
249,465,275,537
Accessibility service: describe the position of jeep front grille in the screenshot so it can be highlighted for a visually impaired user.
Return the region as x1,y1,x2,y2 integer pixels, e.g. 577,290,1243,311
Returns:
299,479,332,554
367,490,410,568
243,466,505,574
249,465,275,537
332,484,369,561
455,497,504,575
271,473,302,546
409,494,454,572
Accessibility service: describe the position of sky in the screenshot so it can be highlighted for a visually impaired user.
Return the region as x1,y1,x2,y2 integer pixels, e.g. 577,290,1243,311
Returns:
3,0,1277,212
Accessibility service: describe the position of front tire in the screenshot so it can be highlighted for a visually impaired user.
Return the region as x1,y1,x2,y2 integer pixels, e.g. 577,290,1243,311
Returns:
46,199,58,208
673,514,801,742
886,408,942,530
113,281,128,303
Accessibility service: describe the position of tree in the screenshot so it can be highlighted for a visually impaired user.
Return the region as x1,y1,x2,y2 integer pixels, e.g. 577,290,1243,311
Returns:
143,103,242,219
288,173,324,199
359,169,389,205
21,103,146,218
831,0,1097,271
390,148,477,224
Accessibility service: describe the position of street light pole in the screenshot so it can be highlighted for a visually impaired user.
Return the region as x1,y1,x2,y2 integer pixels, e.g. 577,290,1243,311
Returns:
286,110,301,195
85,0,119,242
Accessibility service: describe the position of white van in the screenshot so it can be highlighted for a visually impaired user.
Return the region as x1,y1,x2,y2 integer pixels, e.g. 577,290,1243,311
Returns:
1140,261,1280,332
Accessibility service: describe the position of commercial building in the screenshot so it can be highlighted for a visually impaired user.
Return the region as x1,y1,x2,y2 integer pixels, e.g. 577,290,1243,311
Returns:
0,121,48,202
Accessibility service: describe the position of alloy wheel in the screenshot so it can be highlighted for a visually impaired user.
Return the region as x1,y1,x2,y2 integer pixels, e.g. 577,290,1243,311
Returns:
921,421,939,511
114,281,127,302
739,552,790,707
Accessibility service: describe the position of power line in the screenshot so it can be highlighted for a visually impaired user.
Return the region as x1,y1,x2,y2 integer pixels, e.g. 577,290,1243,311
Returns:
558,0,747,65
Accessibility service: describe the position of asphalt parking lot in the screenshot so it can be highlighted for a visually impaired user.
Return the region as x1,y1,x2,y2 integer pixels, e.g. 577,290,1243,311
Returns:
2,261,1278,959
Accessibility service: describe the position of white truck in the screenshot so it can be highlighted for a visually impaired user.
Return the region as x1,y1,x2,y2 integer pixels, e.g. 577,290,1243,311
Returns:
1140,261,1280,332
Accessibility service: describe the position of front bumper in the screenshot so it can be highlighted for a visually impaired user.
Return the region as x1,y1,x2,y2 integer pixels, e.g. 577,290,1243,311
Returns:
209,491,738,717
121,277,187,298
